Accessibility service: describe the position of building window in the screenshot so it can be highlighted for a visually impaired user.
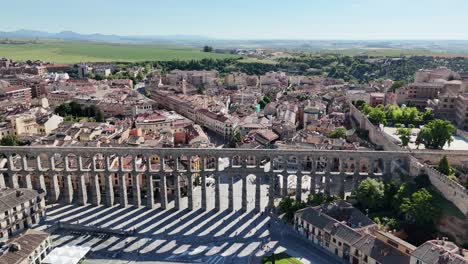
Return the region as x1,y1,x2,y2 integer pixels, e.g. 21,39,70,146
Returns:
364,255,368,263
387,240,399,248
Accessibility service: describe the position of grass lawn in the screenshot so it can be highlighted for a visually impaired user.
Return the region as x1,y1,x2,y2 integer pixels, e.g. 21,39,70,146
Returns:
0,40,237,64
262,252,303,264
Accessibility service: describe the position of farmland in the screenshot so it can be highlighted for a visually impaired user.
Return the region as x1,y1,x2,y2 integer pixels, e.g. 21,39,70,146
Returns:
0,40,238,64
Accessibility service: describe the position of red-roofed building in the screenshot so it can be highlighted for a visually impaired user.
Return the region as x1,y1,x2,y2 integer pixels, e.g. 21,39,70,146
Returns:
0,85,32,105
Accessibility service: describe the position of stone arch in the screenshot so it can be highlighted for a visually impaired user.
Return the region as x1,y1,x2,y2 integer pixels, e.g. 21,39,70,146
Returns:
259,156,271,171
187,155,201,172
373,158,384,175
232,155,242,167
286,174,297,196
316,157,327,173
272,156,286,172
246,155,256,167
177,154,189,171
148,155,161,171
287,156,299,172
119,153,135,171
179,173,189,198
302,174,314,196
37,153,50,171
359,158,370,174
206,155,217,170
65,153,79,171
8,153,24,171
344,175,355,196
301,156,314,173
330,157,340,173
163,155,176,171
342,157,354,174
273,174,282,197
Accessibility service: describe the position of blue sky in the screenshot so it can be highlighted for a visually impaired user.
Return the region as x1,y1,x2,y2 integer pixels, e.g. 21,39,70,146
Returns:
2,0,468,39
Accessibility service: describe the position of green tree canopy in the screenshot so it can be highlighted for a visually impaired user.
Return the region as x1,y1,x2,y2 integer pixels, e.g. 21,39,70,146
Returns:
1,134,20,146
396,127,411,146
400,188,438,226
203,45,213,52
279,196,306,223
368,107,387,125
355,178,385,210
329,127,347,139
263,95,272,104
416,119,455,149
355,99,366,110
437,155,454,176
390,80,406,92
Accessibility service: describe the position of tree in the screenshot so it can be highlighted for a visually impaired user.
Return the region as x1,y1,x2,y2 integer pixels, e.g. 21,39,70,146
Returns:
258,100,266,109
1,134,20,146
94,73,106,81
203,45,213,52
368,107,386,125
390,80,405,92
416,119,455,149
383,182,399,210
263,95,272,104
355,178,385,210
396,127,411,146
437,155,454,176
95,110,105,122
307,193,338,206
279,197,306,223
329,128,347,139
196,85,205,95
230,132,243,147
422,109,434,122
385,105,403,121
400,188,438,226
355,99,366,110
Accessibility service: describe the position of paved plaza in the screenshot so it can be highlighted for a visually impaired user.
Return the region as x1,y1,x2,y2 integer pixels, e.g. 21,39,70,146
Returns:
35,180,339,264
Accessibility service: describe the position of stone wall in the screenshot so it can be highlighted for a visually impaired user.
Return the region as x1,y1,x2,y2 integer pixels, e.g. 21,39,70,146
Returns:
348,102,401,151
410,158,468,215
412,150,468,167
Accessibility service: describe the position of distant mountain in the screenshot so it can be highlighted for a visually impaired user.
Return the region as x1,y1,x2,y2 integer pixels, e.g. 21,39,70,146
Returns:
0,29,211,44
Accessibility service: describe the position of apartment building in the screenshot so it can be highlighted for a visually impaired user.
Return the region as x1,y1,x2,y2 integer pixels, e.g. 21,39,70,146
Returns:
0,188,46,242
135,110,193,136
0,85,32,105
295,201,414,264
410,239,468,264
8,111,63,136
455,94,468,130
196,109,237,138
0,229,51,264
402,82,444,108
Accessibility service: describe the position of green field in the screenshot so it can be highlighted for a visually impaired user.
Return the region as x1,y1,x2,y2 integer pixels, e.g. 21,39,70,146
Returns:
0,41,237,63
262,253,303,264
